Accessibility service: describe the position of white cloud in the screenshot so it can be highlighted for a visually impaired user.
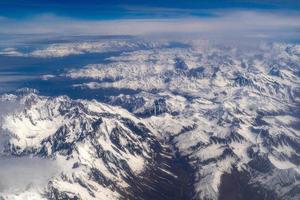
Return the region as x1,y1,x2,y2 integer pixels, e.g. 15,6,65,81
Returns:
0,11,299,40
0,157,59,194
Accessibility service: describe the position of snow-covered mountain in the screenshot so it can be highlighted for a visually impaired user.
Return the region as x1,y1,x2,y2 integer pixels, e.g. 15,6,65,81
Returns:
0,91,171,200
0,40,300,200
65,41,300,199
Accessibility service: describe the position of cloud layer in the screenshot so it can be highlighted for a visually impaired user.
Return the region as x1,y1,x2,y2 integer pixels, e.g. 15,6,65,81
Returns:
0,11,299,40
0,157,59,193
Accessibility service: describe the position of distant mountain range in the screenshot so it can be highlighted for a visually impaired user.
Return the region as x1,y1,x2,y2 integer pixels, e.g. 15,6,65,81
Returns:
0,39,299,200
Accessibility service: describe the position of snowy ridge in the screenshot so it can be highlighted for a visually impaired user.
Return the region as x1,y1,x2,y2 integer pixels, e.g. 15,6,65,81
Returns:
67,42,300,99
1,39,300,200
65,41,300,199
0,93,160,200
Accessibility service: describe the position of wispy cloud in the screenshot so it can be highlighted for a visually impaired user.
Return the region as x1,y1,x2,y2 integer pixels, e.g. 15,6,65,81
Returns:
0,10,299,41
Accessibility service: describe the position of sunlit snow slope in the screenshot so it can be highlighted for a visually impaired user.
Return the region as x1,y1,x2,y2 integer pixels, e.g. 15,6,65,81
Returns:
0,91,162,200
65,40,300,200
0,39,300,200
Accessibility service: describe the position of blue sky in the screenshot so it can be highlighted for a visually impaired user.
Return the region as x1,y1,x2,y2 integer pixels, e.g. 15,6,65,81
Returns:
1,0,299,19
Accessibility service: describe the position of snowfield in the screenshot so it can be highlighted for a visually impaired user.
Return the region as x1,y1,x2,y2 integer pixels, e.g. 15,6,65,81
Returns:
0,92,159,200
0,39,300,200
66,40,300,199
